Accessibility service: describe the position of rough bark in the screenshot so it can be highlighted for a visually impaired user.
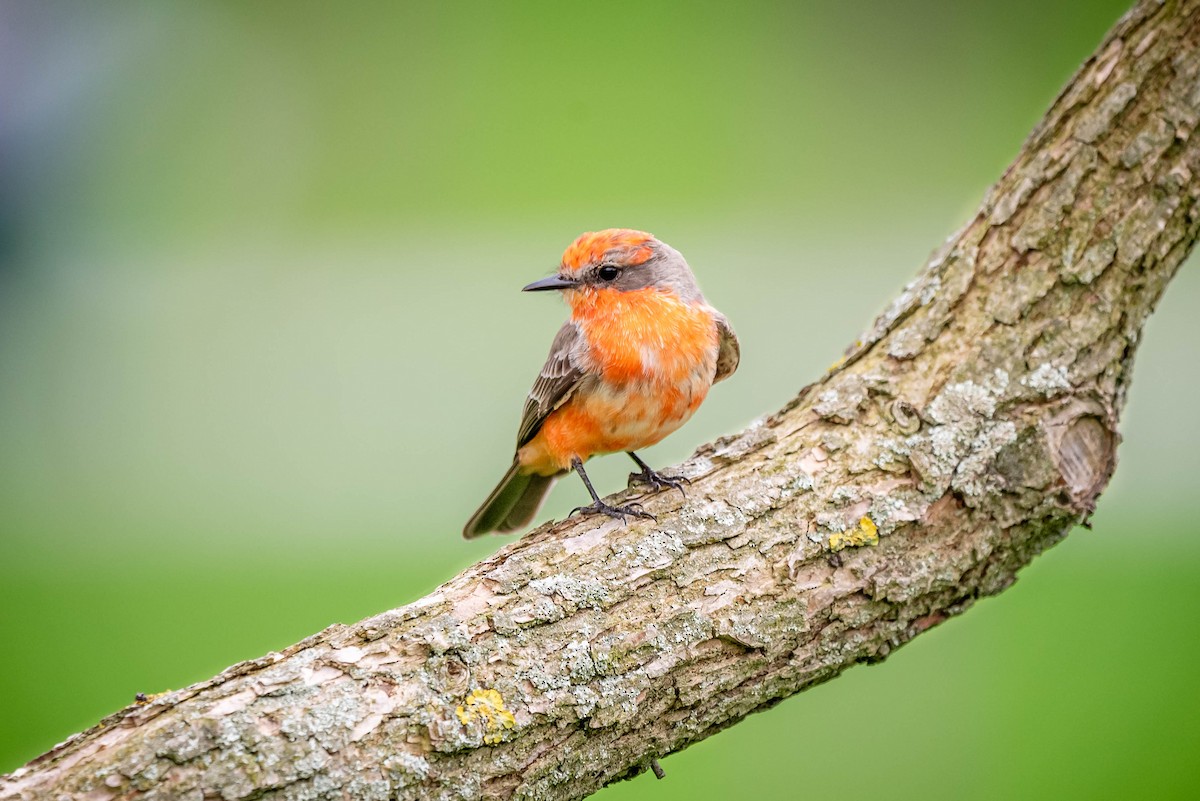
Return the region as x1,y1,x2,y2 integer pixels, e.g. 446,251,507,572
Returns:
5,2,1200,800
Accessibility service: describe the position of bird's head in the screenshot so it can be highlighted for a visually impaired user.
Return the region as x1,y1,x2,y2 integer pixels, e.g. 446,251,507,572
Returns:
523,229,704,305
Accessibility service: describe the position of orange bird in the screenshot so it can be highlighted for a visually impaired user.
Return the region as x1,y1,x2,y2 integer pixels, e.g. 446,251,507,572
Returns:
463,229,739,538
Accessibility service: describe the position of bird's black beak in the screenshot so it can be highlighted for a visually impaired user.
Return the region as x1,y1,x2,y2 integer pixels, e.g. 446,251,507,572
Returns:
522,275,578,292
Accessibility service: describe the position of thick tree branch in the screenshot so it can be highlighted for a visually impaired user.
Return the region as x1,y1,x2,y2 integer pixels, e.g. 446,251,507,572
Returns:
5,2,1200,799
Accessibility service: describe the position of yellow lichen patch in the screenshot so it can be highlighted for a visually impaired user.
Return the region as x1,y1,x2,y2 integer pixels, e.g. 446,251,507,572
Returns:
829,516,879,551
455,688,516,745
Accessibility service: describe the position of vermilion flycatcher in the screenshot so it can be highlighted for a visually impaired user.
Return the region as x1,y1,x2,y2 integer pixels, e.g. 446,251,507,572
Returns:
463,229,739,538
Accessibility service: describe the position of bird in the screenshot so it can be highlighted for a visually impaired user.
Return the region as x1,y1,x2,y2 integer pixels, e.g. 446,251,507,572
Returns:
463,228,739,538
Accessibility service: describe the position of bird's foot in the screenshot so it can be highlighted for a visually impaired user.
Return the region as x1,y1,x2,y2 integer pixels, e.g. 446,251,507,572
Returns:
569,500,657,524
628,467,691,499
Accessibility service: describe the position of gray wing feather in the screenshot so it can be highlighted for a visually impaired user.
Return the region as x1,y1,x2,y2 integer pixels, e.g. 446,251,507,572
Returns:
714,314,740,383
516,322,589,447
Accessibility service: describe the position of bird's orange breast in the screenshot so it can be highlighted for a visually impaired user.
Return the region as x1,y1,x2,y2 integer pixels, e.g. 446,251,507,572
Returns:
517,288,719,475
575,287,717,387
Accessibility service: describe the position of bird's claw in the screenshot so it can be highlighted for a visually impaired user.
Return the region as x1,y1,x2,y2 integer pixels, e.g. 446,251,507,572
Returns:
570,500,657,524
628,468,691,499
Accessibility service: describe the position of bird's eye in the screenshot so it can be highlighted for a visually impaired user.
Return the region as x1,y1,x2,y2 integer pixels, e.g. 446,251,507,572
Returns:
597,265,621,281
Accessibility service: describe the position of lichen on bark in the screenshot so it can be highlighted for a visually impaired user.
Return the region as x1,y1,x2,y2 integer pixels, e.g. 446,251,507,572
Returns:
4,2,1200,800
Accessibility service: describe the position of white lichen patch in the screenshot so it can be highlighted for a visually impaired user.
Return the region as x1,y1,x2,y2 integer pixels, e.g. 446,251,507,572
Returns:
887,325,928,360
678,498,746,535
560,638,598,684
925,370,1008,425
814,375,869,424
382,752,430,790
157,720,217,764
794,470,816,493
830,486,861,506
664,610,717,647
570,685,599,718
529,574,610,610
421,615,472,655
868,494,919,535
345,774,391,801
214,716,246,749
589,672,650,728
951,421,1017,497
608,530,686,582
908,369,1017,498
491,596,563,632
277,683,366,753
1021,363,1071,395
874,436,912,473
519,664,571,693
815,511,848,533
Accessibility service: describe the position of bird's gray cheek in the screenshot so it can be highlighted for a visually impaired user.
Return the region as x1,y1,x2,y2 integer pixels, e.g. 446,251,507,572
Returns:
615,271,656,292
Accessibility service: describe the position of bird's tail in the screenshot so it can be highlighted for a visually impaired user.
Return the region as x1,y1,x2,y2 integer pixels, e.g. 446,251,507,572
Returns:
463,461,558,538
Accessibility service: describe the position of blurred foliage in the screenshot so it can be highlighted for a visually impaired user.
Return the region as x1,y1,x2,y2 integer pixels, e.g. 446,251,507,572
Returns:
3,1,1199,798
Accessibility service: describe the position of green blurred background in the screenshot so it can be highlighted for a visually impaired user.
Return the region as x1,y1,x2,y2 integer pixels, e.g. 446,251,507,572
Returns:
2,1,1198,798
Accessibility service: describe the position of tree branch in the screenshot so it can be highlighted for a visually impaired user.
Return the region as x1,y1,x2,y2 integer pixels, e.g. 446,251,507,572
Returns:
5,2,1200,799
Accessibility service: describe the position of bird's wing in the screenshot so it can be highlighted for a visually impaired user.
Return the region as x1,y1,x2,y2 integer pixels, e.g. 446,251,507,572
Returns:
516,322,590,447
714,313,740,383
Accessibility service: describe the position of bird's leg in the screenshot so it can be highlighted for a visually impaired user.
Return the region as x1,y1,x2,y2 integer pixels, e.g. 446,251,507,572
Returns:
626,451,690,499
569,456,656,523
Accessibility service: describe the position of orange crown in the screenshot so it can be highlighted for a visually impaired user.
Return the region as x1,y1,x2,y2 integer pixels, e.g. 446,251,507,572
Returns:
561,229,656,273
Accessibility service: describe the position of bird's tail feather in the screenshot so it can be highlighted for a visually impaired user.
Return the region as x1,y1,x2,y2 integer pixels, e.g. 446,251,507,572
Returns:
463,462,558,538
